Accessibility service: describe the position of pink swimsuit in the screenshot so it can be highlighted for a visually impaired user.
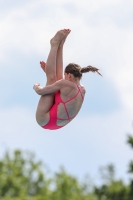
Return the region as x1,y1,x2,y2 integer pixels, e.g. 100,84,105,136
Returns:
42,85,84,130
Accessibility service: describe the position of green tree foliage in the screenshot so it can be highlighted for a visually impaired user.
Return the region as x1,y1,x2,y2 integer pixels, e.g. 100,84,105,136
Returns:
127,135,133,174
50,167,94,200
127,135,133,148
51,167,83,200
93,164,129,200
1,142,133,200
93,132,133,200
127,134,133,200
0,150,50,198
0,150,95,200
94,180,129,200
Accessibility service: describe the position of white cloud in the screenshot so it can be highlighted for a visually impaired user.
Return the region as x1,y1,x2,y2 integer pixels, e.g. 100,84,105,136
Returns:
0,0,133,114
116,32,133,112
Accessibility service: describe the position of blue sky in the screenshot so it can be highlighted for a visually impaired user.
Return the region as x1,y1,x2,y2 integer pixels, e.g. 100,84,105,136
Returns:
0,0,133,184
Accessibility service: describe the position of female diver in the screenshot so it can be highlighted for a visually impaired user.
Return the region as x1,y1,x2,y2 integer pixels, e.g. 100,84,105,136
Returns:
33,29,102,130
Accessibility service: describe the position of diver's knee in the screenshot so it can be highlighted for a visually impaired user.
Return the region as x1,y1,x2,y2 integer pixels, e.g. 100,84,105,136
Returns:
46,75,57,85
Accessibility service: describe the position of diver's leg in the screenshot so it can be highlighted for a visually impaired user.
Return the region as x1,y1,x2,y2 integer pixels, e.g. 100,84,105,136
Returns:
56,29,71,80
36,30,66,126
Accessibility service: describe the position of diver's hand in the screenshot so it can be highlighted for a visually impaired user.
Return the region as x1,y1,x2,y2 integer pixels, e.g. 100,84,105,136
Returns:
33,82,42,93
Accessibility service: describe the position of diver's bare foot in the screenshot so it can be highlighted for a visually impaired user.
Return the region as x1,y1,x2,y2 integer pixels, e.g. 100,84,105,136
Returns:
59,29,71,48
50,29,70,46
40,61,46,72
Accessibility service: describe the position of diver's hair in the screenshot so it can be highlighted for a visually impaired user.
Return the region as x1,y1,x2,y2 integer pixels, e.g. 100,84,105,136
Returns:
65,63,102,79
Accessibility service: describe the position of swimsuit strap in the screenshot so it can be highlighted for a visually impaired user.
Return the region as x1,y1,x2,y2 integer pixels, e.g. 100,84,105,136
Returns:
64,85,82,103
57,85,84,121
57,104,74,121
77,85,84,100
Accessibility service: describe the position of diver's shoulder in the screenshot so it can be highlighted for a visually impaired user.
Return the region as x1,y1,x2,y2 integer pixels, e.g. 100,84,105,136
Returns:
80,85,86,93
